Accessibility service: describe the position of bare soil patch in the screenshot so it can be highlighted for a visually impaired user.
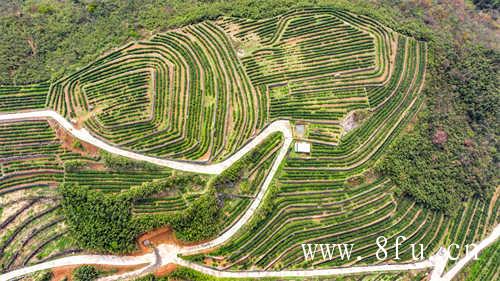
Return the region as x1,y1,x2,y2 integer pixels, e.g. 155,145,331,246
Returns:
52,265,77,281
154,263,177,277
198,149,212,162
136,226,191,250
48,121,99,157
487,186,499,231
136,226,213,251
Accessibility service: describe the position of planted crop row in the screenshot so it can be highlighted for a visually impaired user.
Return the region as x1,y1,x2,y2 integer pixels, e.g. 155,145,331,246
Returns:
44,21,263,163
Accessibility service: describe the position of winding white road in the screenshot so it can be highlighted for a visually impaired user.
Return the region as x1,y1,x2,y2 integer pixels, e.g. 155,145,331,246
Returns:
0,110,292,175
439,224,500,281
1,254,153,281
0,109,498,280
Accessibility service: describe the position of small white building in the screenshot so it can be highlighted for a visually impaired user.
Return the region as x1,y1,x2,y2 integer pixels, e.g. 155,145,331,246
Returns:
294,141,311,154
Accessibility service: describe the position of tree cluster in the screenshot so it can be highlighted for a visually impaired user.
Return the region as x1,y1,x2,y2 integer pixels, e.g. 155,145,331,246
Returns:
379,44,498,214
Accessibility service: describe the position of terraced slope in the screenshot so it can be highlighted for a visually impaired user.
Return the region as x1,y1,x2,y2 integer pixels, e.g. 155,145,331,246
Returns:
1,8,411,159
0,121,77,271
219,8,401,145
0,83,49,112
0,120,187,272
175,8,498,271
202,183,498,270
0,119,283,273
457,240,499,281
43,20,263,162
2,7,497,279
0,6,426,271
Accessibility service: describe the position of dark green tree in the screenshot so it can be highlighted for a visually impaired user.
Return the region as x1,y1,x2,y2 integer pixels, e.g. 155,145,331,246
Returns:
72,265,99,281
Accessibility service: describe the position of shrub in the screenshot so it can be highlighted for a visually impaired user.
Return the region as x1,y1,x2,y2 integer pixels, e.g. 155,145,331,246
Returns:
72,265,99,281
34,271,54,281
64,160,86,172
72,140,83,150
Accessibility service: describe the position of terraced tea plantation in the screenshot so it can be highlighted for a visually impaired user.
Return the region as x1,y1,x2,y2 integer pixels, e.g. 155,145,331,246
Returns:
0,7,498,277
2,8,405,161
0,120,176,270
0,121,81,271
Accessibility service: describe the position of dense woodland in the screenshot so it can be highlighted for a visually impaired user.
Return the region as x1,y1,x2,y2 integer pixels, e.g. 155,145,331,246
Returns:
379,44,499,213
376,1,498,214
59,175,212,253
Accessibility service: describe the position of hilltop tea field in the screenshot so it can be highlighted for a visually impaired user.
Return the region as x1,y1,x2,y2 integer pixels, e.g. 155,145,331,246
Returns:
0,5,498,281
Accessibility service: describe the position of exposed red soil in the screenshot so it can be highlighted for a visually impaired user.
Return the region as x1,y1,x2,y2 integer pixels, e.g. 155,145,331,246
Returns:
404,113,418,133
86,162,107,171
154,263,177,277
487,187,499,233
136,225,208,249
203,257,214,267
135,226,215,254
49,225,216,279
363,170,378,185
52,265,77,281
48,120,99,157
198,149,212,161
136,226,178,251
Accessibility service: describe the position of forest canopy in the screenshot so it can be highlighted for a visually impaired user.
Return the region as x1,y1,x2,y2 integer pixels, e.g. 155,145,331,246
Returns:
379,44,499,214
59,175,221,253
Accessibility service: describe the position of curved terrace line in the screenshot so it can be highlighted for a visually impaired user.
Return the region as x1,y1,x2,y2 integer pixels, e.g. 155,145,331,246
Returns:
0,109,292,251
0,110,293,175
0,110,498,281
2,225,498,281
